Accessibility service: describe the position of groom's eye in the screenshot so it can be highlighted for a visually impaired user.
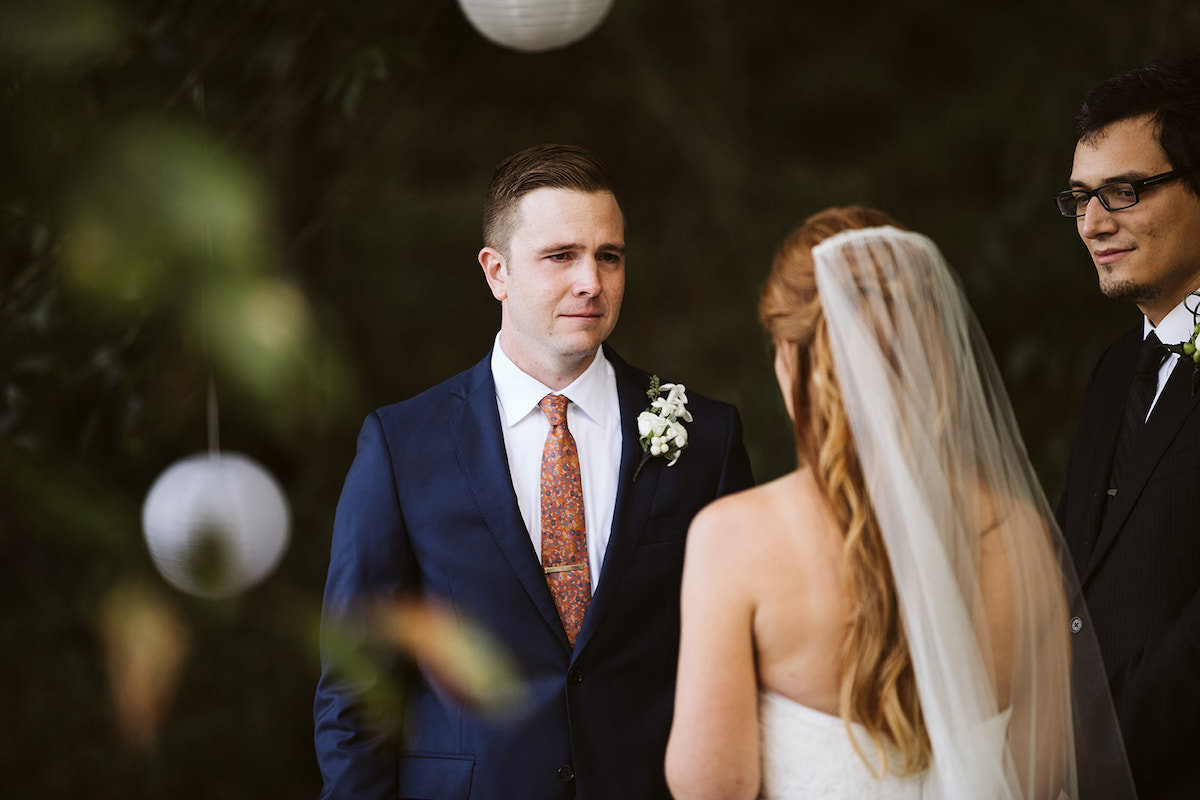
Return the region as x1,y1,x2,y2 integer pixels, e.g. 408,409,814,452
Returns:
1108,184,1137,203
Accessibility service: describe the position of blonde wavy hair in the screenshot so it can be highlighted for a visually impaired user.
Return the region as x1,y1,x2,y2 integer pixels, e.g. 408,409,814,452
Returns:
759,206,930,776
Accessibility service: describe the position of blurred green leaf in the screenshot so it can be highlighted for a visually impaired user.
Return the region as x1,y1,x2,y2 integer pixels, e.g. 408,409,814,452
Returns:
0,0,124,70
62,119,271,315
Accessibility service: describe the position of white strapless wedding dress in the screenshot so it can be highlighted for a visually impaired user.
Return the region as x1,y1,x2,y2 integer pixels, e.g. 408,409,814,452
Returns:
760,691,916,799
759,690,1014,799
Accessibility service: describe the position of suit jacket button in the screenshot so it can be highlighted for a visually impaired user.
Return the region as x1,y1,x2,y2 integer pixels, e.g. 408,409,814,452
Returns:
568,668,584,685
557,764,575,783
1070,616,1083,634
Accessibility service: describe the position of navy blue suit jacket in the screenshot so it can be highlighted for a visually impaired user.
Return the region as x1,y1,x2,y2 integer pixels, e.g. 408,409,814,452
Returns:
1058,325,1200,800
314,346,754,800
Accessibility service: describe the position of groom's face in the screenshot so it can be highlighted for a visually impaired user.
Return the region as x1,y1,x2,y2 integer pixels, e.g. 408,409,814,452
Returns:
1070,112,1200,325
481,187,626,386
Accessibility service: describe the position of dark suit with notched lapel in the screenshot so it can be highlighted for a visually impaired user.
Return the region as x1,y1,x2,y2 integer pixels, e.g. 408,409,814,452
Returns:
1058,325,1200,800
314,345,754,800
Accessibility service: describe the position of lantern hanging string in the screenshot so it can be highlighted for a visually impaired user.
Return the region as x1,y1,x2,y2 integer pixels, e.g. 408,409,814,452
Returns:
203,200,220,459
207,374,220,458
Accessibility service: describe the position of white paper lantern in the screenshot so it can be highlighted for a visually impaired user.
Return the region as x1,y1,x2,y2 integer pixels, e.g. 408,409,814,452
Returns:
142,452,290,599
458,0,615,53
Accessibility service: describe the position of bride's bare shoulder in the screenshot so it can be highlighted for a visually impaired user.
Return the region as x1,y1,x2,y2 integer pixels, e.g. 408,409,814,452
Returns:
686,470,829,557
681,471,822,610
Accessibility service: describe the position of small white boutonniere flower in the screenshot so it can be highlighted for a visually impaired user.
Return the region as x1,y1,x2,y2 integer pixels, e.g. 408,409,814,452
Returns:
633,375,692,483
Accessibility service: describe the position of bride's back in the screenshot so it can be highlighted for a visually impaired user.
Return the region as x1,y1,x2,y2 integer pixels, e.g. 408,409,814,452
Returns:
743,468,852,716
742,469,1021,718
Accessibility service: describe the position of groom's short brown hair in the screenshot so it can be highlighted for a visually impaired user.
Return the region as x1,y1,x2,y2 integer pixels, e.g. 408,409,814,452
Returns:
482,144,621,256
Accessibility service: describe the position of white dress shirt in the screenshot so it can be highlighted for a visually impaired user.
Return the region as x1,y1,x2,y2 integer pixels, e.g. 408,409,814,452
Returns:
491,336,622,592
1144,297,1197,419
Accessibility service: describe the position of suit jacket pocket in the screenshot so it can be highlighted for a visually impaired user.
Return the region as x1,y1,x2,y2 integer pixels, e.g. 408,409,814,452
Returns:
397,752,474,800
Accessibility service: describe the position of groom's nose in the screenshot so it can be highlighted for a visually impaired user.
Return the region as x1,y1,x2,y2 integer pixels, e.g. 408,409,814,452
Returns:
572,258,603,296
1079,196,1118,239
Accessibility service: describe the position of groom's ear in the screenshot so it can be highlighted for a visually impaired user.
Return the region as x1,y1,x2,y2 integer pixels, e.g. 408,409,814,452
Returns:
479,247,508,301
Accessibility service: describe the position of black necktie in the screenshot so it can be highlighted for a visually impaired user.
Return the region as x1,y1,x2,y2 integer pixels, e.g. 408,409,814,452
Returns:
1109,331,1165,495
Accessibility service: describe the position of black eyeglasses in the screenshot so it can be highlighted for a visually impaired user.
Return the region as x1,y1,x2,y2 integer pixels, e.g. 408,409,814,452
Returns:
1055,169,1194,218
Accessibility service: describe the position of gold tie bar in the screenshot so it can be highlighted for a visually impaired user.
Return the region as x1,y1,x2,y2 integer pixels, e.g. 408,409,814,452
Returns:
544,563,587,574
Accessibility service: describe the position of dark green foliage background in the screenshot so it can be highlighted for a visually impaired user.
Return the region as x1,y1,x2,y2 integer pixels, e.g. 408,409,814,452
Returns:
2,0,1197,796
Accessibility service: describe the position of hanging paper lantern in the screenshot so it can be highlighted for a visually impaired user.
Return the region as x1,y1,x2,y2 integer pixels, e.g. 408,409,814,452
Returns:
142,453,290,599
457,0,615,53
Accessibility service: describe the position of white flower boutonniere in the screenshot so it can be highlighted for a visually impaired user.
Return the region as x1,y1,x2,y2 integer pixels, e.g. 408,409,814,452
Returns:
632,375,692,483
1161,290,1200,397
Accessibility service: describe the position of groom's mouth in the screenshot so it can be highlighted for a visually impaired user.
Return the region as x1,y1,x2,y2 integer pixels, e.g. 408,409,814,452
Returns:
560,307,605,320
1093,247,1133,266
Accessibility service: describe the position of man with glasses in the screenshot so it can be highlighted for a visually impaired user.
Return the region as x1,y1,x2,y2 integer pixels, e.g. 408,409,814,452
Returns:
1055,57,1200,800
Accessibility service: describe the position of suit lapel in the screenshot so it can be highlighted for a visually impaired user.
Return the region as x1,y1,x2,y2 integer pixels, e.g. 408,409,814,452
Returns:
1081,353,1200,582
449,354,567,643
573,348,660,656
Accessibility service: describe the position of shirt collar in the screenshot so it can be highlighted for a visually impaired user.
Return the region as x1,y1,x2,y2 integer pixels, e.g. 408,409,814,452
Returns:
1146,297,1196,347
490,334,616,430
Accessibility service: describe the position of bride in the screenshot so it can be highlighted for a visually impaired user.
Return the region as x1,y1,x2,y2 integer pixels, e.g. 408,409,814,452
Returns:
664,208,1135,799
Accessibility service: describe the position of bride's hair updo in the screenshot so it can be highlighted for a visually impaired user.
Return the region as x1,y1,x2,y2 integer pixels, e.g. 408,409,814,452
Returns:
759,206,931,777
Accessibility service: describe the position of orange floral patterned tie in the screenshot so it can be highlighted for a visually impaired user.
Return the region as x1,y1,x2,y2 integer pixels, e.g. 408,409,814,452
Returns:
539,394,591,647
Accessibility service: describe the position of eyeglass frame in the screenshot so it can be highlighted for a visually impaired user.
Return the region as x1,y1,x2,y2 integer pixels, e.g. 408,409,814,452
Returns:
1054,168,1196,218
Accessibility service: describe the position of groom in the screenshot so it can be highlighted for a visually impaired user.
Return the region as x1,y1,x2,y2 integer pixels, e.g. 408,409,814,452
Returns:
1055,58,1200,800
314,143,754,800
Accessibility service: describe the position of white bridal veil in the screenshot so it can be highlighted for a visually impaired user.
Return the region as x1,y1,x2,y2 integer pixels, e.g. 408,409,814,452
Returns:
813,227,1135,799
